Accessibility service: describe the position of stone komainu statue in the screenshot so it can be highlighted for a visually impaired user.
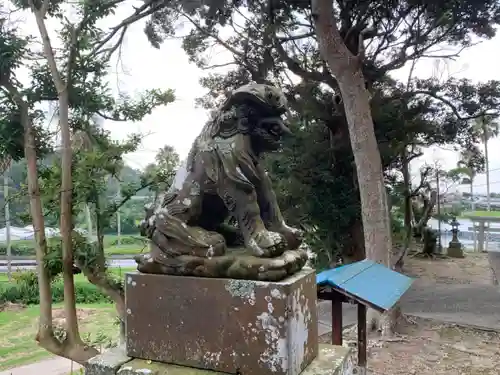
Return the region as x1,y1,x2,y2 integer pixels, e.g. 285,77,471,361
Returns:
135,83,309,281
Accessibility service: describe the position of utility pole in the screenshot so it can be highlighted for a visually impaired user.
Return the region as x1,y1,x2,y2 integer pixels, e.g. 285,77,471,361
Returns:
436,167,442,253
116,184,121,246
483,118,491,211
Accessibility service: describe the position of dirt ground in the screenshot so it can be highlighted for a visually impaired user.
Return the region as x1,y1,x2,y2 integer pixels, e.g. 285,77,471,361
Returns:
52,307,98,326
0,302,26,312
334,317,500,375
403,252,494,286
320,254,500,374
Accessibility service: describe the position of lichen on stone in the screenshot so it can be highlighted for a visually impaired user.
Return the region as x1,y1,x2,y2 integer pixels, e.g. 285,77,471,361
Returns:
224,279,256,305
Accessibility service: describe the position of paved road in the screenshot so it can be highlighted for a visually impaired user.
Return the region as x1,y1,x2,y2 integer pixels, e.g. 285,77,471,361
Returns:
0,358,80,375
318,282,500,334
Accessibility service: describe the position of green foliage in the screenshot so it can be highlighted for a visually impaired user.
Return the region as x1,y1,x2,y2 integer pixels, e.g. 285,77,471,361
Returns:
0,272,110,305
0,237,37,255
0,158,153,229
138,0,500,263
0,234,124,305
1,0,177,229
263,119,361,263
0,20,53,161
0,2,178,262
83,330,118,351
11,269,38,289
143,145,180,195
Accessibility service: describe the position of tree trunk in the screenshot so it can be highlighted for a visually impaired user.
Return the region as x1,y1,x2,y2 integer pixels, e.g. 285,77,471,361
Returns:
22,101,60,350
58,90,82,344
0,80,65,357
80,202,126,342
30,0,98,362
312,0,394,334
342,218,365,264
402,158,412,239
312,0,391,265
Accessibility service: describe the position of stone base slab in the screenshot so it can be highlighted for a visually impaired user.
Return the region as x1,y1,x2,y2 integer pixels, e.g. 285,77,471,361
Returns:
447,244,465,258
85,344,354,375
125,268,318,375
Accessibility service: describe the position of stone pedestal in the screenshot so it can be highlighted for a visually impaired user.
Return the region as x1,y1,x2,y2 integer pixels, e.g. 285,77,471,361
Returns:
125,268,318,375
447,241,464,258
86,344,353,375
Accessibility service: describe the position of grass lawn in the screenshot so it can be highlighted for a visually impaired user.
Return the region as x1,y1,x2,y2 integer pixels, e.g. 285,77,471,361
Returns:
0,267,136,370
0,303,118,371
461,210,500,218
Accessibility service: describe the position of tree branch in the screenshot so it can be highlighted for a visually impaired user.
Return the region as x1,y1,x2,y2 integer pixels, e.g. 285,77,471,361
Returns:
278,31,315,42
29,0,65,93
403,90,499,120
181,12,263,81
103,179,158,218
88,1,166,60
201,62,239,70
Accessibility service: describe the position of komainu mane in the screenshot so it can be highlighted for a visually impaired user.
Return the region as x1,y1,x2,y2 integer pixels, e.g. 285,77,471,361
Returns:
135,83,309,281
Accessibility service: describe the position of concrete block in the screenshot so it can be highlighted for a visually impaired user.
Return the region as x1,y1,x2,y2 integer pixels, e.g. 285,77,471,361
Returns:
87,344,353,375
85,346,131,375
125,268,318,375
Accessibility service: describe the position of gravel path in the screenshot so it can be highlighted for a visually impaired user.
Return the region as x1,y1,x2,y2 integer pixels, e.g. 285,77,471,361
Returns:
0,358,80,375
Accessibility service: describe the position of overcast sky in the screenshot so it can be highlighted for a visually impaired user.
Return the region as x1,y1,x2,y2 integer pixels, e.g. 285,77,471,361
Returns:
16,2,500,194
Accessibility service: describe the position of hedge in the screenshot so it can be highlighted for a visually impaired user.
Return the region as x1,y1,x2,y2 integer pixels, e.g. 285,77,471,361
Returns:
0,272,112,305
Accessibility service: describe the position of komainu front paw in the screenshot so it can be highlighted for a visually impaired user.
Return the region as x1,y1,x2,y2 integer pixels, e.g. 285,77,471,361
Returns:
248,230,287,258
275,223,303,250
254,249,309,280
225,248,310,281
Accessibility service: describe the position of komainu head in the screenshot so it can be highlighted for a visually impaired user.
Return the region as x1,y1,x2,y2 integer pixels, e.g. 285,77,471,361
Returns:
212,83,293,153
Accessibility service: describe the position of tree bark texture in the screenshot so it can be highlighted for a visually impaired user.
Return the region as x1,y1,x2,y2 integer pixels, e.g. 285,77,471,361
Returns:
29,0,98,362
311,0,392,266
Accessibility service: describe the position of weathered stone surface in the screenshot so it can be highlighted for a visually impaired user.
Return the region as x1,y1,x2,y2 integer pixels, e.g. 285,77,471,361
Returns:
117,359,226,375
85,346,132,375
125,268,318,375
136,83,308,282
87,344,352,375
302,344,354,375
447,244,465,258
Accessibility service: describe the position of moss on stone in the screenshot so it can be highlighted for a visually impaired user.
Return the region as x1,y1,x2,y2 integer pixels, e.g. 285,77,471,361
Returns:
116,359,226,375
301,344,354,375
447,246,465,258
88,343,353,375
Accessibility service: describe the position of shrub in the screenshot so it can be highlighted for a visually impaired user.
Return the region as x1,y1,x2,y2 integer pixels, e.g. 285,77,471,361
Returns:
0,241,37,256
0,270,111,305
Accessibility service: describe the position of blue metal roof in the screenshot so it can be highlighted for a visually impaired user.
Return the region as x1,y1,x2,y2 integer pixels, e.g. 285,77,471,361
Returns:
316,259,414,312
